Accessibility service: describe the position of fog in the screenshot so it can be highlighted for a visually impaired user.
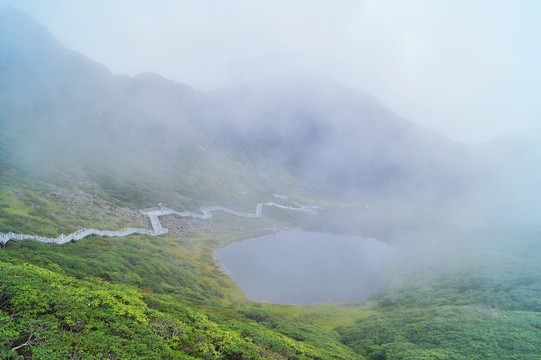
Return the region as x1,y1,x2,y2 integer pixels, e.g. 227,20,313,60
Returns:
1,0,541,144
2,3,541,226
2,6,541,359
1,4,541,332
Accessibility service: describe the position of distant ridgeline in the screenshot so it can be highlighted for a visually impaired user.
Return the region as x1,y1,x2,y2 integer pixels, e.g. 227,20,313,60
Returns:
0,195,321,247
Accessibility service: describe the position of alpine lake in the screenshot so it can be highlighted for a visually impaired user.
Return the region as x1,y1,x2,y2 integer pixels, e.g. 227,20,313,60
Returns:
214,229,396,305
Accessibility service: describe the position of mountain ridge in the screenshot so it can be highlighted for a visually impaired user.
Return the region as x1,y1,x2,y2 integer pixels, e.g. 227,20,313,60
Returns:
0,6,514,218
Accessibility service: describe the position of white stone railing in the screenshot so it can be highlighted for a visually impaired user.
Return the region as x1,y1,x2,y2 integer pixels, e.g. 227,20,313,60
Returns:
0,195,321,247
0,227,162,246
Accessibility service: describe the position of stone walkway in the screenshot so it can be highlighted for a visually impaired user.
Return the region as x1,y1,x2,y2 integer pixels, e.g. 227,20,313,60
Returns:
0,195,321,246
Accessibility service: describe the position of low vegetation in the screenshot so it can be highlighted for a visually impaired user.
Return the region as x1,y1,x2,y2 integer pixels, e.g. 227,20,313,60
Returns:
338,228,541,359
1,9,540,358
1,172,540,359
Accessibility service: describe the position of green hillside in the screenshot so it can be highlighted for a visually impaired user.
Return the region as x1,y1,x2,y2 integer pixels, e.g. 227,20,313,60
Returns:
1,7,540,360
1,169,541,359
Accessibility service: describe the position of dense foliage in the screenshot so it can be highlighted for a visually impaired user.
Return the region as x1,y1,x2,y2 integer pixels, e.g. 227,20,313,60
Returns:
0,260,356,359
2,168,541,359
1,146,540,360
337,228,541,359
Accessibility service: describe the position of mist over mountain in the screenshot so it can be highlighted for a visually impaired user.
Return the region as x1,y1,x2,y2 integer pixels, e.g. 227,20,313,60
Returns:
0,7,533,222
2,7,541,359
198,77,475,203
470,133,541,224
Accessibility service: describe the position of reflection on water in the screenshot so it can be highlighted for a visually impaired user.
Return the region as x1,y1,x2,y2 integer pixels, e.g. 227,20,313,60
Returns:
214,229,396,304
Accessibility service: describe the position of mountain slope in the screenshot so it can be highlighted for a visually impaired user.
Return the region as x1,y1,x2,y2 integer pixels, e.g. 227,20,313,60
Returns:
0,7,476,211
197,77,473,203
1,8,541,360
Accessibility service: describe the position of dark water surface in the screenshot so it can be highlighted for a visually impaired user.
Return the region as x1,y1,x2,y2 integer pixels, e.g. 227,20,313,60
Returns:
214,230,396,304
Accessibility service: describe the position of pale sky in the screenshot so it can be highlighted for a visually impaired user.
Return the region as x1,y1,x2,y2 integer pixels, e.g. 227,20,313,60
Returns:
1,0,540,144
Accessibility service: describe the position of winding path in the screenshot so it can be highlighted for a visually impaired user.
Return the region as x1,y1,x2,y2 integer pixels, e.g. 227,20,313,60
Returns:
0,195,321,247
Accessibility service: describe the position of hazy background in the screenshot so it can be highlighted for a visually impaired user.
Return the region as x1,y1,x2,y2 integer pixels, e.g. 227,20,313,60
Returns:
1,0,540,144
